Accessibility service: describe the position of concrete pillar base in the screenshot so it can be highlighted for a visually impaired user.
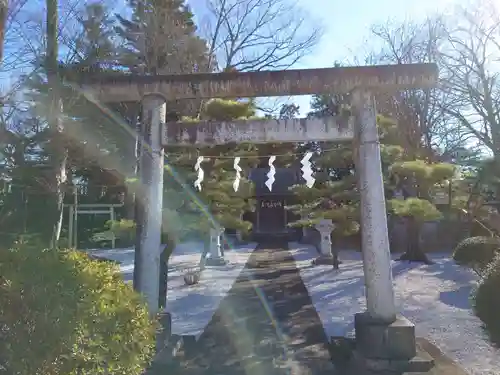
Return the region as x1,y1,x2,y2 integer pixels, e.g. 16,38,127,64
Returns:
349,349,434,374
351,312,434,373
355,312,416,359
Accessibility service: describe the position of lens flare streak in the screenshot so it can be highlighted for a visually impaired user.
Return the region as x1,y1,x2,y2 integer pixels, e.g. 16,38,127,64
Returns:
69,87,290,365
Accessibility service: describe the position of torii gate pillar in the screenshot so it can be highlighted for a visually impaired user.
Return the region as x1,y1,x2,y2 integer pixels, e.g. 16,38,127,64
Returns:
137,94,166,316
351,90,427,372
354,90,396,321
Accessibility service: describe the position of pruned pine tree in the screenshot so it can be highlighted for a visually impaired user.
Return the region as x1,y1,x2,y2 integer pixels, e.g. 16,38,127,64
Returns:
375,91,456,264
287,143,359,268
287,90,356,267
388,160,455,264
164,99,259,244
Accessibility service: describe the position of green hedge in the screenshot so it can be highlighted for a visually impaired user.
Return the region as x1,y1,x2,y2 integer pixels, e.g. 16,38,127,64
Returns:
0,245,156,375
473,254,500,346
452,236,500,274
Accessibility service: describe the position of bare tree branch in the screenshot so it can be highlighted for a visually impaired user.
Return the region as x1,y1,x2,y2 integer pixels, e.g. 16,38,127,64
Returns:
369,17,454,159
439,1,500,158
203,0,323,72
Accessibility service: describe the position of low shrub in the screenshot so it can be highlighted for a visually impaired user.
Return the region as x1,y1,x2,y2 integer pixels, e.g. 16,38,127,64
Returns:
452,236,500,274
0,244,156,375
473,254,500,347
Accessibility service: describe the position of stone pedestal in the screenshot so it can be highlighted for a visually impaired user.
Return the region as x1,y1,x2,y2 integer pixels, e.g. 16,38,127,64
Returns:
351,313,434,373
355,313,416,360
313,219,336,265
206,227,227,266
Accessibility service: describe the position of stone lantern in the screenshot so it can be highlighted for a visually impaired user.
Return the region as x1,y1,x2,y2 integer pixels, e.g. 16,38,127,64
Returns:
313,219,337,265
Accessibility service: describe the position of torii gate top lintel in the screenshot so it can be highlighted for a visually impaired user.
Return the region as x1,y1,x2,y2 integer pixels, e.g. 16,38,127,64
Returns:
79,63,438,103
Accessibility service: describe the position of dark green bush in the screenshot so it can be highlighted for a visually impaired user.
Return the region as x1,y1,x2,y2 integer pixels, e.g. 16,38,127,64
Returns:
473,254,500,347
452,236,500,274
0,244,156,375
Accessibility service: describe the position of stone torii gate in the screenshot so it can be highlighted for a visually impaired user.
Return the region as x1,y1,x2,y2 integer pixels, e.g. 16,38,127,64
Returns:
79,63,437,370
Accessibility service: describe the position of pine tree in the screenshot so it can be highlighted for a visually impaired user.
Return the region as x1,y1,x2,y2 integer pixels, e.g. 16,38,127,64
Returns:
75,3,117,68
115,0,210,76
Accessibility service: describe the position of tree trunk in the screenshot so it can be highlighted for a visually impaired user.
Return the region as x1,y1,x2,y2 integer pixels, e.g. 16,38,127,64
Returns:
46,0,67,248
398,216,433,264
0,0,7,63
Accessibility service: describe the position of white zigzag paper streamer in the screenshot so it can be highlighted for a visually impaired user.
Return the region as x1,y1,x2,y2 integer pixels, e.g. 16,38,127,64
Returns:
233,157,242,192
194,156,205,191
265,156,276,192
301,152,315,188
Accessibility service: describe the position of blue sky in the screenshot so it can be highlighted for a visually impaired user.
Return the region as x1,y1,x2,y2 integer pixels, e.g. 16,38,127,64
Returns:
292,0,465,112
1,0,471,115
188,0,466,114
295,0,462,68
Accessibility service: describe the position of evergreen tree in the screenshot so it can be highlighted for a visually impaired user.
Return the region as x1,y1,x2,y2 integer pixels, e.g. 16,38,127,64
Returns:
115,0,210,75
75,3,117,69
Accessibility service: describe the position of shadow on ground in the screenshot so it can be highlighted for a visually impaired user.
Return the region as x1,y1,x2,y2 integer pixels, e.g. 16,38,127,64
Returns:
439,285,473,310
170,240,336,375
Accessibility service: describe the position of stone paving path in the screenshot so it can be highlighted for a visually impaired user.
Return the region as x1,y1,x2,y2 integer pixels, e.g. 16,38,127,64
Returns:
176,240,336,375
